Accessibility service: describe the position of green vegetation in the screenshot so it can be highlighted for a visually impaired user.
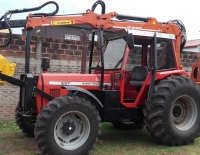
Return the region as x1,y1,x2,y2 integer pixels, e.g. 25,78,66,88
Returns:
0,121,200,155
0,121,20,131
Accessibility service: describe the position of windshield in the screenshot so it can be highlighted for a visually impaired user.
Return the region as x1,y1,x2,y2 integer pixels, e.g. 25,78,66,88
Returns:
98,38,126,69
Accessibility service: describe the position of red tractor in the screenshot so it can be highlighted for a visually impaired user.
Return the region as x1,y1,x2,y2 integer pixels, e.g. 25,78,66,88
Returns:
0,1,200,155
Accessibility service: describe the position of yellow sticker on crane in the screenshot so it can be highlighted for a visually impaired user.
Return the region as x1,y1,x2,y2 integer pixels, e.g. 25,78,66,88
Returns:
51,20,74,26
152,20,156,25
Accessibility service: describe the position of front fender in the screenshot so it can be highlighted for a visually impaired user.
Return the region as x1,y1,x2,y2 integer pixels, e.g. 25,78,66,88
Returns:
62,86,103,108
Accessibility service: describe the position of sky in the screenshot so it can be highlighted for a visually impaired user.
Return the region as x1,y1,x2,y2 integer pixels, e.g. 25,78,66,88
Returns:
0,0,199,40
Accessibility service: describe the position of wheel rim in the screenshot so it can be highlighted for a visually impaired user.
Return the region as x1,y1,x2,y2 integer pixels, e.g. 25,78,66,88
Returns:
172,95,197,131
54,111,90,150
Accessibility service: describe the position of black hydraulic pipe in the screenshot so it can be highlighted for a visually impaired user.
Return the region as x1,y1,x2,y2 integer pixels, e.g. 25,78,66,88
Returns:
117,14,148,22
89,32,95,74
25,30,31,73
0,19,26,29
0,1,59,47
81,29,87,74
147,33,157,103
91,0,106,14
0,73,26,88
100,29,104,89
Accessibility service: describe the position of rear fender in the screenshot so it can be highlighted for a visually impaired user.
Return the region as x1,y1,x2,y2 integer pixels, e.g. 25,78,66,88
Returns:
62,86,103,108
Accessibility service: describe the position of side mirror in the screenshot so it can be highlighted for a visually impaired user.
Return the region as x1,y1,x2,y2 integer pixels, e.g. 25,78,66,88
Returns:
126,33,134,50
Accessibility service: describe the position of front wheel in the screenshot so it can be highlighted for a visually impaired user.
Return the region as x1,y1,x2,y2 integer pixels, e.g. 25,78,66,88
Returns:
35,95,101,155
144,76,200,146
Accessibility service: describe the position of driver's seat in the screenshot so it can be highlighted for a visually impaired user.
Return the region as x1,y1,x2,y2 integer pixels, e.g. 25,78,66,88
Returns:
129,66,148,86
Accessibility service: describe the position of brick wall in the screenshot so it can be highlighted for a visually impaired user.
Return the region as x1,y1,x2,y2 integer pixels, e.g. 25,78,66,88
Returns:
0,32,199,121
180,51,200,73
0,33,100,121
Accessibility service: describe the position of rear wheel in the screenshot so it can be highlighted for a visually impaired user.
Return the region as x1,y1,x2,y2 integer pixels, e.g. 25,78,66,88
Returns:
15,106,35,137
35,95,101,155
144,76,200,145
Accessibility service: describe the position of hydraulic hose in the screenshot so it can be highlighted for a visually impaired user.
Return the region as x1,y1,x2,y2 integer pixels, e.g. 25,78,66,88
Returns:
0,1,59,47
91,0,106,14
171,19,187,53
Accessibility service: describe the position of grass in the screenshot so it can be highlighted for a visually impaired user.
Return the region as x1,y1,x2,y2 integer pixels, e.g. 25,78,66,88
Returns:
0,121,20,131
0,122,200,155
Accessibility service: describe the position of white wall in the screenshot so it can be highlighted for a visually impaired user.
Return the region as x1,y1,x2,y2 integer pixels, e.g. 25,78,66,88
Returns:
183,46,200,52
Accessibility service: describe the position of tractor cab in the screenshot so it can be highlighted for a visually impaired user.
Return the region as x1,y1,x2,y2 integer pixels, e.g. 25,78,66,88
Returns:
94,29,177,107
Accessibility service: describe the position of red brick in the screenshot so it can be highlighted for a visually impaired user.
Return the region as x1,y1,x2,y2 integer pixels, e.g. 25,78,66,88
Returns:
56,38,65,43
65,50,73,55
70,45,77,50
0,33,9,38
30,53,36,58
15,40,25,46
93,56,99,62
31,47,36,53
12,34,21,39
30,42,36,47
0,50,3,55
77,46,82,50
31,36,39,41
21,46,25,52
42,42,50,48
69,55,79,61
3,39,15,46
59,55,69,60
50,54,59,59
47,49,56,53
74,50,82,55
10,45,20,51
3,51,15,57
52,43,60,49
61,44,69,49
21,35,26,41
46,38,54,43
0,46,9,50
0,33,5,38
42,48,47,53
0,38,3,44
42,53,50,58
65,40,74,45
56,50,65,54
75,40,82,45
87,52,90,56
15,51,25,57
86,56,91,61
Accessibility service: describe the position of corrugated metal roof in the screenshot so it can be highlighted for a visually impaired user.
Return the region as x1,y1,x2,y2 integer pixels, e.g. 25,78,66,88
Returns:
185,39,200,48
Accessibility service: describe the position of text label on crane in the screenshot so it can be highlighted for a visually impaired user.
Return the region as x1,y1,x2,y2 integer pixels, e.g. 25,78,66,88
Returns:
51,20,74,26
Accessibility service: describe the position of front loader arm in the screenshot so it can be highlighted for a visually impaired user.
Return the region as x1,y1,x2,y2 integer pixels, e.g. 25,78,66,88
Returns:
0,55,16,84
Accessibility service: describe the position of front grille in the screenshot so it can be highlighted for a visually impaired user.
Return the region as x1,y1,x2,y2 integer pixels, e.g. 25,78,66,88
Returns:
50,89,60,98
33,76,39,87
32,76,39,97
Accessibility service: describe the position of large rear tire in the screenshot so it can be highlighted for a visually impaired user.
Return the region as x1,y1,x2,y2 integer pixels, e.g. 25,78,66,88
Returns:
15,106,35,137
144,76,200,145
35,95,101,155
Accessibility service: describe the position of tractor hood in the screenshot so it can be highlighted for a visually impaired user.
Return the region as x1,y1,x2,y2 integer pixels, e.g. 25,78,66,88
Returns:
37,73,112,91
